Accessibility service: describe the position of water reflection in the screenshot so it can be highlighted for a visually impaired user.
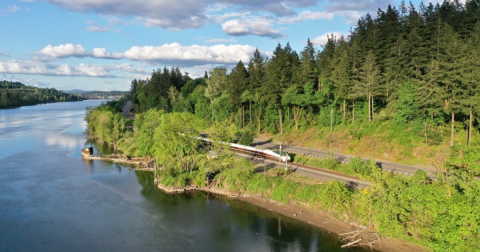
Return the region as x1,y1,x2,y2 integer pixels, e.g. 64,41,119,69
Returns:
0,101,369,252
133,169,368,252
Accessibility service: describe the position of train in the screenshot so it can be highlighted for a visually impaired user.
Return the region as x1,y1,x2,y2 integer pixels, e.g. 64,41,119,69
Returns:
196,136,291,162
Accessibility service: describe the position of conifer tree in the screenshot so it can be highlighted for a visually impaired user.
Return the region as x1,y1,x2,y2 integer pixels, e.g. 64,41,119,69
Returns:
331,50,352,119
359,51,382,122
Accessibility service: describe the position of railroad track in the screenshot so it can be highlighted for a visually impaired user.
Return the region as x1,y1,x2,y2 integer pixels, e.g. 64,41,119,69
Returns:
232,149,371,189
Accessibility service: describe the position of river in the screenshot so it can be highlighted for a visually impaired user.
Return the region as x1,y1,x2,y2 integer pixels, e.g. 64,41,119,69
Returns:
0,101,366,252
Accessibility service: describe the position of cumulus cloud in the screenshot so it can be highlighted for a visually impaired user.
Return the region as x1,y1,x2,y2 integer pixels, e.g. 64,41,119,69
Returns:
107,63,148,74
32,42,259,66
0,60,111,77
312,32,347,46
123,43,257,64
36,44,88,58
221,19,283,39
92,48,123,59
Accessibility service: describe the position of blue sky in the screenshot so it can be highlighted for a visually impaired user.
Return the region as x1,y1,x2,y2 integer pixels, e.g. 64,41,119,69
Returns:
0,0,427,91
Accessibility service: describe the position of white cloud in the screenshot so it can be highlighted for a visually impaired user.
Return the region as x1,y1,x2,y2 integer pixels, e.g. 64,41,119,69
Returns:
36,44,88,58
74,64,110,76
0,60,112,77
221,19,283,38
0,52,11,57
312,32,346,46
123,43,257,64
92,48,123,59
107,63,148,74
32,42,259,66
207,11,248,23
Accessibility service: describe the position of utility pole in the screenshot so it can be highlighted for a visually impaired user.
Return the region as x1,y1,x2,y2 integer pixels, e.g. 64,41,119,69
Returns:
279,144,282,163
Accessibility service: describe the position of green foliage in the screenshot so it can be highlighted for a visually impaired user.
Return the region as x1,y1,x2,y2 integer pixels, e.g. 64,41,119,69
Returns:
134,109,164,157
447,145,480,178
393,82,420,126
270,179,299,204
218,158,254,192
0,80,84,108
348,157,373,178
153,112,202,171
236,127,255,145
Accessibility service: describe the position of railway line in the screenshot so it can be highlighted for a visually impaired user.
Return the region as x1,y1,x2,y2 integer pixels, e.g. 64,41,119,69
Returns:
252,139,437,178
222,142,371,190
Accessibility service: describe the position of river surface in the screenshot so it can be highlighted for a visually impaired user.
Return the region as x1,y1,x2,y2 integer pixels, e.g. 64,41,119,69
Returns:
0,101,366,252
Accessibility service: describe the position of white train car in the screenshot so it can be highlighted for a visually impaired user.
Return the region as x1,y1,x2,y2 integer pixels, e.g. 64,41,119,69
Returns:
197,136,291,162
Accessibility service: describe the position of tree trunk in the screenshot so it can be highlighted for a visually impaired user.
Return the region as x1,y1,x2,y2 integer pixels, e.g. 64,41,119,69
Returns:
352,100,355,123
371,95,374,122
468,109,472,147
242,106,245,129
343,99,346,120
330,109,333,132
450,111,455,146
255,107,262,133
287,107,290,124
249,102,252,127
293,106,300,131
367,93,372,122
278,108,283,134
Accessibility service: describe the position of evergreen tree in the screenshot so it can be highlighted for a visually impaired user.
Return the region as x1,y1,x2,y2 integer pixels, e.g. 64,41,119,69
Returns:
359,51,382,122
331,50,352,119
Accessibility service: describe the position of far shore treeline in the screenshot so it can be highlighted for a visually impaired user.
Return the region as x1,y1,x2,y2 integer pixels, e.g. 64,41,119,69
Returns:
0,81,84,108
85,1,480,251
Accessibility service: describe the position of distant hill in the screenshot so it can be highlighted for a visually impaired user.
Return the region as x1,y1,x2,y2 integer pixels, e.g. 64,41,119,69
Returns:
63,90,129,100
0,81,84,108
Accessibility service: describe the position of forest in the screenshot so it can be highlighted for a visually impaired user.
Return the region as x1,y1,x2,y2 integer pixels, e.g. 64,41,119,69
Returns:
85,1,480,251
129,0,480,163
0,81,84,108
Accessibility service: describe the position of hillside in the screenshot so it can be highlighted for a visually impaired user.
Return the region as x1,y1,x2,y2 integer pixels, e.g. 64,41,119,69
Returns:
0,81,84,108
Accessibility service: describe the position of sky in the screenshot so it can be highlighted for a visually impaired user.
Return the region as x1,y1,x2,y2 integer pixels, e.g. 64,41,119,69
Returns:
0,0,427,91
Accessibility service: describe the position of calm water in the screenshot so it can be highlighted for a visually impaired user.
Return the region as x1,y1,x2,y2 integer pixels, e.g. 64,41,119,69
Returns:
0,101,366,252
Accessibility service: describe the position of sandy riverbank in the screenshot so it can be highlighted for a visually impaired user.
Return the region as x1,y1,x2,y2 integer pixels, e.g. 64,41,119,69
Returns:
155,182,430,252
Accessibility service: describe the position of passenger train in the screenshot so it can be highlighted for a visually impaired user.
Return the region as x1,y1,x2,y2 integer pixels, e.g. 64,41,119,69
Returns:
197,136,291,162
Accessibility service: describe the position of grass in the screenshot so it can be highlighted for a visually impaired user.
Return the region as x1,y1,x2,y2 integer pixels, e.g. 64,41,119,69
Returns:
273,118,475,168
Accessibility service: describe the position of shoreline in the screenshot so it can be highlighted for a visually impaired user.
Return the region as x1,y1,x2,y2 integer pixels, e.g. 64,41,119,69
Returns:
155,182,429,252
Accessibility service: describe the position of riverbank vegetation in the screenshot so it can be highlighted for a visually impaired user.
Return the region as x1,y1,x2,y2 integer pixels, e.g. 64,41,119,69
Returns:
85,1,480,251
85,102,480,251
0,81,84,108
128,0,480,166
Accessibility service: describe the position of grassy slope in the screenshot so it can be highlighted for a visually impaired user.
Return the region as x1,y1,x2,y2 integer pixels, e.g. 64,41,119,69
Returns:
267,120,474,169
